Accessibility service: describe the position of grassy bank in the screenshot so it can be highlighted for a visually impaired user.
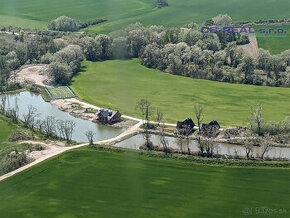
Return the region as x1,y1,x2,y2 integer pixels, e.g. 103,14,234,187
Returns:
71,59,290,127
0,147,289,217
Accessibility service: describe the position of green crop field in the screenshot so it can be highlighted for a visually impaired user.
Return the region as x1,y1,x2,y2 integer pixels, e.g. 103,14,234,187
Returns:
46,86,76,99
71,59,290,127
254,25,290,54
0,147,289,217
0,0,290,34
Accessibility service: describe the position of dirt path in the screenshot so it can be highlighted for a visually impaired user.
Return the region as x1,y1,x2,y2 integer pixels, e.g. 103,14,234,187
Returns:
0,121,142,182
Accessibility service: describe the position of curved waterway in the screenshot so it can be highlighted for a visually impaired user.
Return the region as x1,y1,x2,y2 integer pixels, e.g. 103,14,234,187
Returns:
114,134,290,160
1,92,124,142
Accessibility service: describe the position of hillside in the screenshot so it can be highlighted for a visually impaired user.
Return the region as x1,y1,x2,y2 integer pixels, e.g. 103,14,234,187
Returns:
71,59,290,127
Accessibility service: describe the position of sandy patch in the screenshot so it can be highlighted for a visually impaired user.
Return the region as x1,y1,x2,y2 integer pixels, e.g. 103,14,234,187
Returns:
238,36,259,59
12,64,50,87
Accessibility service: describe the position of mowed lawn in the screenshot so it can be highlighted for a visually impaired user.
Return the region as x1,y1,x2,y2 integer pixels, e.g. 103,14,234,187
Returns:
71,59,290,127
1,0,290,33
0,148,289,218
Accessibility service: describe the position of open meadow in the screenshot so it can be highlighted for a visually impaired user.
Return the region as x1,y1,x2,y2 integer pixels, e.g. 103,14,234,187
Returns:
0,0,290,34
71,59,290,127
0,147,289,217
254,25,290,54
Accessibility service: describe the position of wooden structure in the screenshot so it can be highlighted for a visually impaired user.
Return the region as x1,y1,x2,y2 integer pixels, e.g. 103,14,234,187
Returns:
96,108,121,125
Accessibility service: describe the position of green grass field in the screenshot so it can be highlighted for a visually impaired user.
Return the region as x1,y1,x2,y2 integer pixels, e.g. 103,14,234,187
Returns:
254,25,290,54
1,0,290,33
0,147,289,217
0,114,14,145
71,59,290,127
46,86,76,99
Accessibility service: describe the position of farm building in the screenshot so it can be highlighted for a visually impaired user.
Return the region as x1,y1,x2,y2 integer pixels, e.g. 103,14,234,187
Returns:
96,108,121,124
176,118,195,134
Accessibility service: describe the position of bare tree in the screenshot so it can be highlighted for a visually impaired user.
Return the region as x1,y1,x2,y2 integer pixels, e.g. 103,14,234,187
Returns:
241,131,255,159
175,132,186,153
7,107,19,123
159,124,170,154
197,136,205,155
249,104,263,136
260,135,272,160
156,108,163,126
85,130,95,145
41,116,57,137
184,124,192,154
194,103,205,132
23,105,39,129
198,137,216,157
57,120,76,142
136,99,152,128
0,93,7,113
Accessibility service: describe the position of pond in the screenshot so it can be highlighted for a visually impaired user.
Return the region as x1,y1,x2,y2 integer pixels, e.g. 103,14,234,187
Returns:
1,92,124,142
114,134,290,160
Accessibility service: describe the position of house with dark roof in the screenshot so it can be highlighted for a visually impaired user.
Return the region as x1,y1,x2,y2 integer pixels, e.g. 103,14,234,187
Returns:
201,120,221,137
96,108,121,124
176,118,195,134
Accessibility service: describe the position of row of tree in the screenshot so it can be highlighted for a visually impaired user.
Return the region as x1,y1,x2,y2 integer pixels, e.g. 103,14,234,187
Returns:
133,98,287,160
0,98,76,142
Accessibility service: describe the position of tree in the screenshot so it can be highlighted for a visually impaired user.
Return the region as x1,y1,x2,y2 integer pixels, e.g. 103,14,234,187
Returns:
0,93,7,113
198,138,216,157
6,51,20,71
260,135,272,160
23,105,39,129
240,56,255,83
0,56,9,89
82,37,101,61
136,99,152,128
85,130,95,146
159,124,170,154
56,120,76,142
241,132,255,159
156,108,163,126
48,62,72,85
95,34,112,60
53,44,83,74
194,103,205,131
40,116,57,138
47,16,81,32
212,14,232,27
249,104,263,136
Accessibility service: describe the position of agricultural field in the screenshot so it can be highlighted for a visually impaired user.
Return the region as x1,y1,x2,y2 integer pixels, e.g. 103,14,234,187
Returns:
0,147,289,217
71,59,290,127
0,0,290,34
46,86,76,99
254,25,290,54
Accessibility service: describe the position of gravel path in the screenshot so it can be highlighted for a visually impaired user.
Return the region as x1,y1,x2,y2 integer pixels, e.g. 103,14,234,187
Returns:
0,121,142,182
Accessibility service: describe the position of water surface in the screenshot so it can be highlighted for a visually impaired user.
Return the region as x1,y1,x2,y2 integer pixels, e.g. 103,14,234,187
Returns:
1,92,124,142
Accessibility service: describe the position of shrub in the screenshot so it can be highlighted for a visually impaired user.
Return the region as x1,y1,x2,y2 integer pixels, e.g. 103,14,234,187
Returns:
0,152,29,175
